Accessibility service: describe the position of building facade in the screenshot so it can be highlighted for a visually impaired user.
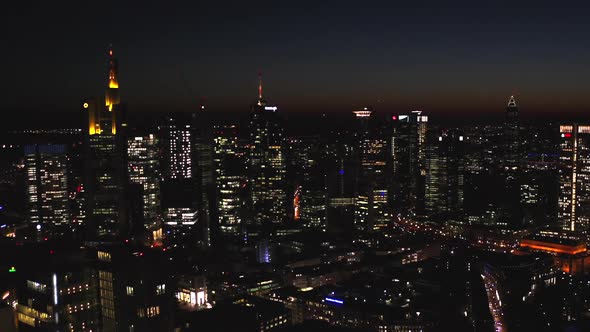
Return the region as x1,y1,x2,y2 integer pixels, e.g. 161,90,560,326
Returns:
249,76,287,226
25,144,69,235
558,124,590,232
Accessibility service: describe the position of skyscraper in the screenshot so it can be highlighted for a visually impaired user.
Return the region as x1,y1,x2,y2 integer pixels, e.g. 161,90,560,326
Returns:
96,246,175,332
160,116,192,181
68,139,87,228
127,134,162,242
352,109,390,231
15,252,100,331
248,74,286,226
214,125,245,235
25,144,69,234
558,124,590,232
390,111,428,216
326,133,357,236
504,95,520,168
159,112,212,248
84,47,127,238
191,108,215,247
425,129,465,221
287,136,328,230
157,108,215,247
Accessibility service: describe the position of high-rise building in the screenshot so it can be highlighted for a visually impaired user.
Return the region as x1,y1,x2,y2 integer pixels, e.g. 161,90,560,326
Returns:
352,109,390,232
15,253,100,332
96,246,176,332
127,135,162,242
326,133,357,236
504,95,520,168
159,111,213,248
191,108,215,247
425,129,465,221
159,114,198,245
390,110,428,216
25,144,69,234
249,75,286,226
160,116,192,181
84,47,127,238
214,125,245,235
558,124,590,232
287,136,328,230
68,139,87,228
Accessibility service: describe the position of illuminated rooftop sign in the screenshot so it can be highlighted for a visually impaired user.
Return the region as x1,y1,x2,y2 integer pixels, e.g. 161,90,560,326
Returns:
353,110,372,118
325,297,344,304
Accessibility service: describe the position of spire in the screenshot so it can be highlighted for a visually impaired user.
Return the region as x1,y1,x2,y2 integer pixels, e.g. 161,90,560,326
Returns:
105,44,120,125
107,44,119,89
255,72,267,107
507,95,517,108
258,72,263,101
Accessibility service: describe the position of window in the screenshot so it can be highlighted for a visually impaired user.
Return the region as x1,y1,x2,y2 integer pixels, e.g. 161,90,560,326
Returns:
126,286,134,296
146,306,160,317
98,251,111,262
156,284,166,295
26,280,47,293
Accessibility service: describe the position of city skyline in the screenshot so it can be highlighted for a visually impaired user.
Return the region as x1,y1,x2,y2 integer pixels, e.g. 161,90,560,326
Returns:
4,3,590,332
5,2,590,116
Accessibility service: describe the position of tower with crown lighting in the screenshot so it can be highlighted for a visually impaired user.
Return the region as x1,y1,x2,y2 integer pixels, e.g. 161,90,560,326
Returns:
504,95,520,168
83,46,128,239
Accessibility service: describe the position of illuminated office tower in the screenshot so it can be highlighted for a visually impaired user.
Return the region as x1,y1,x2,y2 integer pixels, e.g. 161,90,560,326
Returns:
287,136,328,230
160,111,214,247
504,95,520,168
520,169,555,225
249,74,287,225
300,172,328,230
363,138,389,232
25,144,69,234
160,116,192,180
558,124,590,232
353,109,390,232
127,135,162,242
159,115,197,243
214,125,245,235
159,115,194,245
84,47,127,238
96,246,175,332
15,252,100,331
390,110,428,215
424,129,465,221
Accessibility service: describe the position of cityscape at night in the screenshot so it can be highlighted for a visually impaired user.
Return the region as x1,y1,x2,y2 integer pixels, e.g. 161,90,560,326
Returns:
4,2,590,332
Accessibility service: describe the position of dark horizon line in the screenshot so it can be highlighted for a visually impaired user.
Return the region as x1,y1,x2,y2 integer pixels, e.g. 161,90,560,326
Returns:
3,104,590,115
0,109,586,133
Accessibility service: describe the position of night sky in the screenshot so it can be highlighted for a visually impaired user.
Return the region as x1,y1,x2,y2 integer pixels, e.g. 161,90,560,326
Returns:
4,1,590,119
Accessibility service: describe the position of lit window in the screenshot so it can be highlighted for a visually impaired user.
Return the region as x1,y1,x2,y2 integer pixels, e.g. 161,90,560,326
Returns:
146,306,160,317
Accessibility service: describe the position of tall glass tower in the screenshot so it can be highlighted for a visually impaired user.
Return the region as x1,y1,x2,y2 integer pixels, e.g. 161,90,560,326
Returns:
25,144,69,235
248,74,286,226
558,124,590,232
84,46,127,238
